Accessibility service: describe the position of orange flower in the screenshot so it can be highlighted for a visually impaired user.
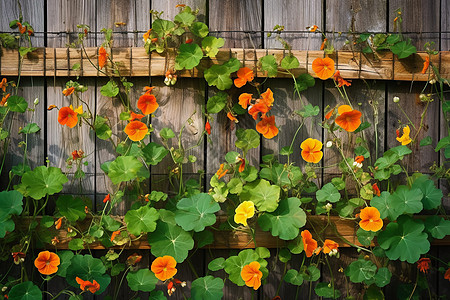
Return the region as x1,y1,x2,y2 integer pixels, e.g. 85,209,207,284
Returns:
359,207,383,232
72,150,81,160
322,239,339,254
75,277,100,294
124,121,148,141
333,70,351,87
58,106,79,128
238,158,245,173
127,253,142,265
186,38,193,44
62,87,75,96
51,236,60,245
0,78,7,92
256,115,279,139
151,256,177,281
248,102,270,120
417,258,431,273
205,120,211,135
335,105,362,132
260,88,274,107
234,67,254,88
320,38,327,50
12,252,25,264
17,22,27,34
309,25,318,32
372,183,381,197
312,57,335,80
241,261,263,290
0,93,10,106
137,93,159,115
444,268,450,281
111,230,120,242
99,47,108,69
143,86,155,94
151,38,158,43
130,111,145,121
47,105,57,111
301,230,318,257
175,4,186,7
355,155,364,164
143,29,152,42
55,217,63,230
103,194,111,203
238,93,253,109
325,108,335,120
421,56,430,74
300,138,323,163
227,112,238,123
216,163,228,179
34,251,60,275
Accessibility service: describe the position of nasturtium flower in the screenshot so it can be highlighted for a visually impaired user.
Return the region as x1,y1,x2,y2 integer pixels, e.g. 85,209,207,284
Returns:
372,183,381,197
335,105,362,132
98,46,108,69
0,78,7,92
260,88,274,107
256,116,279,139
227,112,238,123
234,67,254,88
17,22,27,34
1,93,10,106
322,239,339,254
301,230,318,257
325,108,335,120
55,217,63,230
124,120,148,141
216,163,228,179
234,201,255,226
320,38,327,50
241,261,262,290
445,268,450,282
102,194,111,203
129,111,144,121
143,29,152,42
396,125,412,145
421,56,430,74
58,105,80,128
308,25,318,32
126,253,142,266
151,256,177,281
312,57,335,80
248,102,270,120
137,93,159,115
12,252,25,264
238,157,245,173
205,120,211,135
62,87,74,96
300,138,323,163
417,258,431,273
238,93,253,109
34,251,60,275
110,230,120,242
359,207,383,232
333,70,351,87
75,277,100,294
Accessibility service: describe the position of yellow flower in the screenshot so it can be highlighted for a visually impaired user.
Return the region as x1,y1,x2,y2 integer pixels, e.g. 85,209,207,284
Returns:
396,125,412,145
69,104,83,114
234,201,255,226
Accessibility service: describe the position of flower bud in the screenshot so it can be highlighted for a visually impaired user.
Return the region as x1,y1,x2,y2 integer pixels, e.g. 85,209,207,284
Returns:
326,141,333,148
33,98,39,105
393,96,400,103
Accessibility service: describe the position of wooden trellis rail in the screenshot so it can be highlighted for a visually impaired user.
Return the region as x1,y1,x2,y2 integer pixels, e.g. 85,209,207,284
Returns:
1,47,449,81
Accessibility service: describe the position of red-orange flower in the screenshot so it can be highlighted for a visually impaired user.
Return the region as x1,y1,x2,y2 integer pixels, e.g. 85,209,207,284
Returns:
127,253,143,265
62,87,75,96
0,93,10,106
111,230,120,242
241,261,263,290
248,102,270,120
137,93,159,115
17,22,26,34
312,57,335,80
444,268,450,281
125,121,148,141
335,105,362,132
205,120,211,135
238,158,245,173
256,116,279,139
234,67,254,88
359,207,383,232
355,155,364,164
143,86,155,94
58,106,79,128
34,251,60,275
333,70,351,87
300,138,323,163
372,183,381,197
0,78,7,92
320,38,327,50
72,150,81,160
151,256,177,281
325,108,335,120
130,111,145,121
103,194,111,203
143,29,152,42
99,47,108,69
55,217,63,230
417,258,431,273
216,163,228,179
421,56,430,74
185,38,193,44
47,105,57,111
76,277,100,294
227,112,238,123
238,93,253,109
322,239,339,254
301,230,318,257
260,88,274,107
309,25,318,32
12,252,25,264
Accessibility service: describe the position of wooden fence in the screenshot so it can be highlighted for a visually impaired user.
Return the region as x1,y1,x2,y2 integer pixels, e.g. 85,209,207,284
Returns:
1,0,450,299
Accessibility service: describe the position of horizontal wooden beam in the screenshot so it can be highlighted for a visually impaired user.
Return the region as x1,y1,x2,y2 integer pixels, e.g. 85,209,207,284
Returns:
1,47,448,81
34,215,450,250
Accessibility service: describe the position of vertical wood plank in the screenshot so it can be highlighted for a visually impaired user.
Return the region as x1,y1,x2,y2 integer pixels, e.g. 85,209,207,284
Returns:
442,0,450,51
135,0,152,47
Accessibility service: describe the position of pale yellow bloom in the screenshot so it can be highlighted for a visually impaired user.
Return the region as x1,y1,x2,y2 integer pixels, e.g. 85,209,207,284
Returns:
234,201,255,226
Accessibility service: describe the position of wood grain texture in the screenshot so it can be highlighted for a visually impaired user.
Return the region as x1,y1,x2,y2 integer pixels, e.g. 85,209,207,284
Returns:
442,0,450,51
264,0,323,50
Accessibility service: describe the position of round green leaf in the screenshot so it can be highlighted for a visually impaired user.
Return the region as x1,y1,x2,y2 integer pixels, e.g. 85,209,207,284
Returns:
68,238,84,251
8,281,42,300
208,257,225,271
149,290,167,300
206,91,228,113
107,156,143,185
378,215,430,263
126,269,158,292
19,123,40,134
371,191,401,221
191,276,224,300
315,282,341,299
235,129,260,154
240,179,281,212
374,267,392,288
0,190,23,219
284,269,303,286
175,193,220,232
124,205,159,236
100,80,119,97
0,218,15,238
7,95,28,113
20,166,68,200
390,185,423,214
190,22,209,38
94,116,112,140
280,55,299,70
56,251,75,278
259,55,278,77
224,249,260,285
391,40,417,59
55,195,86,222
202,36,225,58
424,215,450,239
174,11,195,26
344,258,377,283
66,254,111,294
258,197,306,240
175,43,203,70
316,183,341,203
302,265,321,281
152,19,175,37
148,221,194,263
142,142,169,166
412,176,443,210
204,64,233,90
357,227,376,246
